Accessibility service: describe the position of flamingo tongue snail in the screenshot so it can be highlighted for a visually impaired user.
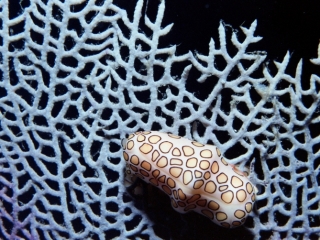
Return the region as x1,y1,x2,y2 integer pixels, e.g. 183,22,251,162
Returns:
122,131,256,228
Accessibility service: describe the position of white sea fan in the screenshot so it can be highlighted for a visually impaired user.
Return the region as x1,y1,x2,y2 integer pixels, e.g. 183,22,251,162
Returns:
0,0,319,239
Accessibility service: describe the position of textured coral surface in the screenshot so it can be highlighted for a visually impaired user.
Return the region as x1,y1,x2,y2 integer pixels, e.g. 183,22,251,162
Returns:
0,0,319,239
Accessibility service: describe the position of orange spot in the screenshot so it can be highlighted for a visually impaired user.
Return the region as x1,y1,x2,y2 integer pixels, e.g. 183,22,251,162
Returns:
168,133,181,139
204,171,211,180
184,204,196,211
217,173,228,184
234,210,245,219
152,169,160,178
231,176,243,188
245,202,252,213
152,150,160,162
193,180,204,189
195,170,202,178
208,200,219,210
141,161,151,171
183,170,193,185
148,135,161,144
139,143,153,154
123,152,129,161
137,135,146,142
216,147,221,157
167,178,176,188
159,141,173,153
140,169,149,177
219,185,228,191
173,190,178,199
200,160,210,170
158,175,166,183
204,181,216,193
170,158,183,166
130,165,138,172
211,161,219,174
157,156,168,168
172,148,181,156
236,190,247,202
170,167,183,178
128,134,134,140
221,222,230,228
187,194,201,204
246,182,253,194
127,140,134,150
162,185,172,195
201,209,214,219
221,157,228,166
178,189,186,200
186,158,198,168
130,155,139,165
251,193,256,202
200,149,212,158
182,146,194,156
216,212,227,221
192,141,204,147
149,178,158,186
196,199,207,207
171,198,178,208
221,191,234,203
232,221,242,227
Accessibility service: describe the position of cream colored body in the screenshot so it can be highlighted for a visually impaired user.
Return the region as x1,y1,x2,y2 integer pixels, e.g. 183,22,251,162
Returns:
122,131,256,228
